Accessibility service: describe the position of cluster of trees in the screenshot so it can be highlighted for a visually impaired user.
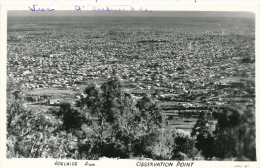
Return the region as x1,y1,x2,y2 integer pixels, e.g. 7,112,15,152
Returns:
6,77,256,160
48,77,198,159
191,106,256,161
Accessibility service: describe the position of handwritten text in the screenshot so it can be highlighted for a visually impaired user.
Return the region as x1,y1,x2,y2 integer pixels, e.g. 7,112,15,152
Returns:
28,4,54,11
75,5,152,12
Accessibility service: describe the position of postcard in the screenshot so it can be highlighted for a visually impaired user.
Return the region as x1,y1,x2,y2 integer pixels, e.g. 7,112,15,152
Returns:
0,0,259,168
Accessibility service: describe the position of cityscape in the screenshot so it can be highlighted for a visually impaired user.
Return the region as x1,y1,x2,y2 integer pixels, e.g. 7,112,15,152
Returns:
6,11,256,160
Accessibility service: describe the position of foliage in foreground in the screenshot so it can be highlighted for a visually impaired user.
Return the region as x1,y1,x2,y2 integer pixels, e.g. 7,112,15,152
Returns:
191,106,256,161
6,77,256,160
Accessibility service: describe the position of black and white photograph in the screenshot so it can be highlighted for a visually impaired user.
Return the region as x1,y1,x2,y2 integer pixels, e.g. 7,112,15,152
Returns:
1,1,259,167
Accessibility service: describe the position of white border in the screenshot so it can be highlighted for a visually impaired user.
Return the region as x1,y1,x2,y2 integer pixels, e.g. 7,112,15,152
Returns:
1,1,260,168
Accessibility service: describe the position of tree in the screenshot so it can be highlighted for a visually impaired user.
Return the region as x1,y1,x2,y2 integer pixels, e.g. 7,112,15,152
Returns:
76,78,165,159
141,126,197,160
6,99,72,158
59,102,86,132
172,129,197,160
127,93,166,158
213,106,256,161
191,111,215,159
135,93,164,133
76,78,139,158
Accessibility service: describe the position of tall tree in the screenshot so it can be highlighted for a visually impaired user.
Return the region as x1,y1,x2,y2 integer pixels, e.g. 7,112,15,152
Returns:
135,93,164,133
191,111,215,159
77,78,166,158
213,106,256,161
77,78,140,158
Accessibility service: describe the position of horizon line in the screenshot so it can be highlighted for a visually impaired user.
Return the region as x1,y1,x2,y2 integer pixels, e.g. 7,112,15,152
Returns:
7,11,255,18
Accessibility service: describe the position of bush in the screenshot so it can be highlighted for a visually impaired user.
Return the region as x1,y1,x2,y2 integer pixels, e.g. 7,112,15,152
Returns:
6,100,69,158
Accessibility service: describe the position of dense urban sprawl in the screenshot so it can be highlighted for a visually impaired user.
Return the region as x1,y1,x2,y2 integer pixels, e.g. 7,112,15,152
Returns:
7,16,255,120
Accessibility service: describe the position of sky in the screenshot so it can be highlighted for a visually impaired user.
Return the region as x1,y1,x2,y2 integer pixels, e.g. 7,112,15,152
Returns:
8,11,255,18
